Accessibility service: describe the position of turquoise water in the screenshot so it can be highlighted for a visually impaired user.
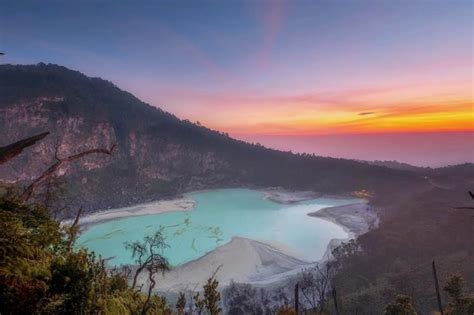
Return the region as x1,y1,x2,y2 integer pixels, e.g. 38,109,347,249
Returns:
77,189,356,266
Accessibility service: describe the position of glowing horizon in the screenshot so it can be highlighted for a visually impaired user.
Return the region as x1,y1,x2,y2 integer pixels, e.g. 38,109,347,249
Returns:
1,0,472,165
136,78,473,136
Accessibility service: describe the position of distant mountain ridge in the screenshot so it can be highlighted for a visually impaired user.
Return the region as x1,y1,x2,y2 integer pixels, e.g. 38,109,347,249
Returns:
0,63,424,216
359,160,428,172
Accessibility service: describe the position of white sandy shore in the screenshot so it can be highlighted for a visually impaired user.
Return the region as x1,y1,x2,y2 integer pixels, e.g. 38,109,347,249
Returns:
261,187,320,204
310,201,379,262
308,201,379,237
63,198,195,227
139,237,311,292
261,187,354,204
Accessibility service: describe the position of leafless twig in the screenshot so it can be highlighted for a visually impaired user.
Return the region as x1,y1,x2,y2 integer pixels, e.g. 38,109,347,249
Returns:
20,144,116,202
66,207,83,252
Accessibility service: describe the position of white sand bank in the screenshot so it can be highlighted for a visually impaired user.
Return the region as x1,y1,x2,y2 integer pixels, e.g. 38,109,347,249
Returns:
261,187,320,204
308,201,379,237
141,237,310,292
63,198,195,227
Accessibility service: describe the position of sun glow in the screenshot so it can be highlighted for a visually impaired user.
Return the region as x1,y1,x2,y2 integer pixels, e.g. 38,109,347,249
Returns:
205,97,474,136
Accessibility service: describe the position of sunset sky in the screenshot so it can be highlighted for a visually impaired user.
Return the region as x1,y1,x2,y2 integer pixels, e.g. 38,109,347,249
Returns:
1,0,472,166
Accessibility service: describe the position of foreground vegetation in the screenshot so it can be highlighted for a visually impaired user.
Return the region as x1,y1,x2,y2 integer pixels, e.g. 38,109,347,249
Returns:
0,192,232,314
0,195,166,314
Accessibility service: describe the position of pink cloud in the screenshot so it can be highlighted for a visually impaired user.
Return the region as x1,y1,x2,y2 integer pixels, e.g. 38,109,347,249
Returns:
252,0,287,69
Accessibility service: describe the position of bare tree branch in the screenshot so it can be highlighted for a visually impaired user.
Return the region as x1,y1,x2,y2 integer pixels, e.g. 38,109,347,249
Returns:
298,263,332,312
0,132,49,165
66,207,83,252
20,144,116,202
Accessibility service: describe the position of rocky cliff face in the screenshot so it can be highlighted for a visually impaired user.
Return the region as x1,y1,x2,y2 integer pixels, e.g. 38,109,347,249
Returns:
1,97,112,179
0,64,423,216
0,95,233,213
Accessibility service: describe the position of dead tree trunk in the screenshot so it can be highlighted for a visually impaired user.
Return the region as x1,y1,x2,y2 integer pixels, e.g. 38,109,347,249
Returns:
66,207,83,252
332,287,339,315
432,260,444,315
294,282,299,314
132,265,146,290
141,271,156,315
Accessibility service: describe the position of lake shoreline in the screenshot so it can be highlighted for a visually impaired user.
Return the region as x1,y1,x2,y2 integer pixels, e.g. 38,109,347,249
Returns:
261,187,355,204
308,201,378,237
309,201,379,264
70,188,376,292
63,198,196,229
68,187,348,229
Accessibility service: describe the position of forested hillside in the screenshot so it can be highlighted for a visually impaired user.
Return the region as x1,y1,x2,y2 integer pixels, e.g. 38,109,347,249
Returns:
331,165,474,313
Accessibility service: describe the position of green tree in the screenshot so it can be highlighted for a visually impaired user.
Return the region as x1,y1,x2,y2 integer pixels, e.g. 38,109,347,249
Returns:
444,274,474,315
176,291,186,314
0,196,63,314
125,231,169,291
124,231,170,315
193,272,222,315
0,196,171,315
193,291,205,315
384,295,417,315
203,275,222,315
276,304,297,315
